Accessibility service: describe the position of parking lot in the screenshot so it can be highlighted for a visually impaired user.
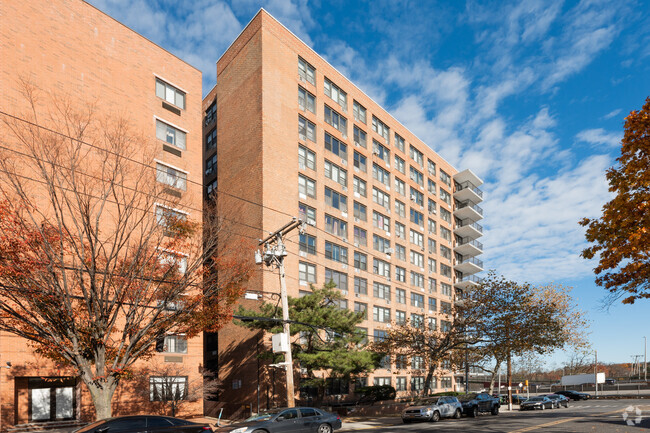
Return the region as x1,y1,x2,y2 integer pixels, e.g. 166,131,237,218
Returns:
340,399,649,432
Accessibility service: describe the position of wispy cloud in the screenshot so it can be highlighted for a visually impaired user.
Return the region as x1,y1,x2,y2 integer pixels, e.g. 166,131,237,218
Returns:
602,108,622,120
576,128,622,147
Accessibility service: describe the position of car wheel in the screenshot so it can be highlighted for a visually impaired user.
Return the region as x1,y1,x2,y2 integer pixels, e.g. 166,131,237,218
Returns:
541,404,545,410
470,406,479,417
453,409,462,419
252,430,268,433
317,423,332,433
402,419,411,424
431,411,440,422
491,406,499,416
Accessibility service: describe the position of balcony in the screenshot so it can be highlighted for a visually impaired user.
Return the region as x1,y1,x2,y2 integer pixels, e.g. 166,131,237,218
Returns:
454,181,483,203
454,200,483,221
455,256,483,275
455,218,483,239
453,168,483,187
455,237,483,257
454,274,483,290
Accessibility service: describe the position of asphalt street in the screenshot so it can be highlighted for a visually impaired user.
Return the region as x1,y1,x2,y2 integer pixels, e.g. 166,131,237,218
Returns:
340,399,649,432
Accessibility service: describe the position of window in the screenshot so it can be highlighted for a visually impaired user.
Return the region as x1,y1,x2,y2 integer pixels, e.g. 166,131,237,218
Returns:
206,179,217,197
325,214,347,238
373,306,391,323
150,376,187,402
324,105,347,136
410,229,424,247
373,234,390,254
441,301,452,315
373,211,390,232
428,219,437,234
205,153,217,177
354,302,368,318
155,205,187,233
395,355,407,369
395,266,406,282
428,159,436,176
206,128,217,150
324,187,347,211
372,163,390,187
325,268,348,292
396,377,406,391
410,251,424,268
440,245,451,260
429,278,437,293
299,233,316,255
428,178,436,195
372,115,390,144
156,78,185,109
373,282,390,300
440,207,451,223
428,317,437,330
440,263,452,278
324,160,347,188
428,297,437,312
299,145,316,170
204,102,216,126
441,282,452,297
412,355,424,369
372,187,390,211
440,188,451,205
325,241,348,263
373,140,390,163
299,174,316,198
353,201,367,221
374,376,391,386
396,288,406,304
298,86,316,113
157,335,188,354
394,133,405,152
353,176,367,197
428,198,437,215
373,258,391,278
441,226,452,241
156,163,187,191
395,222,406,240
428,238,436,254
394,200,405,218
394,155,405,174
411,292,424,308
299,115,316,142
410,187,424,206
395,311,406,326
354,251,367,270
353,151,367,172
324,77,347,109
409,145,424,166
395,243,406,261
411,271,424,288
353,100,367,124
441,321,452,332
411,376,424,392
394,177,405,196
353,226,367,246
299,262,316,283
298,57,316,85
299,203,316,225
354,276,368,294
353,125,367,148
440,377,452,388
440,169,452,186
410,166,424,186
410,208,424,226
428,258,437,274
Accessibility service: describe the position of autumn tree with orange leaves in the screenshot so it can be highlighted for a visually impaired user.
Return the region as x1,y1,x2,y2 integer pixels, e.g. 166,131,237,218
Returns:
0,85,253,420
580,97,650,305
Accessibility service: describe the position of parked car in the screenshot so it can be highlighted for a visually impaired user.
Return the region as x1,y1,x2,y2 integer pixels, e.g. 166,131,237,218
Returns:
214,407,342,433
555,390,592,401
605,378,616,385
74,416,212,433
401,396,462,423
541,394,570,408
519,396,554,411
458,392,500,417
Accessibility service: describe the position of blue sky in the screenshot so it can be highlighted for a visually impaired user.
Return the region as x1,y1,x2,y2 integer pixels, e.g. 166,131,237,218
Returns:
89,0,650,366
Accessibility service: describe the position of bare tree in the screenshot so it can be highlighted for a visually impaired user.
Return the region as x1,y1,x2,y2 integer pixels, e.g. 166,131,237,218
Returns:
0,83,253,419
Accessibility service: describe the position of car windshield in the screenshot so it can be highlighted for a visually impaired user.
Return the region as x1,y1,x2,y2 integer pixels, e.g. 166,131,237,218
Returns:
412,398,437,405
245,410,281,422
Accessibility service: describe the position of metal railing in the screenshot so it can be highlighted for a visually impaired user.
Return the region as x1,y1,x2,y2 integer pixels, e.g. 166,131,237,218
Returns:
458,219,483,233
456,181,484,198
459,256,484,268
458,237,484,250
455,201,484,216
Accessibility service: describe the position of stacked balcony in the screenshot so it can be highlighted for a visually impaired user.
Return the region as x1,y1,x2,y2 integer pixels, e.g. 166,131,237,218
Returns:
453,169,484,289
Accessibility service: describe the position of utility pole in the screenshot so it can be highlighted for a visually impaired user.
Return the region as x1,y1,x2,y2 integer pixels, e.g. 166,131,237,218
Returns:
594,350,598,398
645,337,647,383
256,218,304,408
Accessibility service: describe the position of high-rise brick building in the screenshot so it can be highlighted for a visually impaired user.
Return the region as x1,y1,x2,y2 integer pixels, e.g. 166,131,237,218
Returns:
205,9,484,415
1,0,203,426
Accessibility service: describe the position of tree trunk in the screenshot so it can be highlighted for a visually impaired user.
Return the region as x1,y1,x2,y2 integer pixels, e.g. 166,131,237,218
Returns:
487,360,501,395
85,377,118,420
423,366,435,397
507,352,512,411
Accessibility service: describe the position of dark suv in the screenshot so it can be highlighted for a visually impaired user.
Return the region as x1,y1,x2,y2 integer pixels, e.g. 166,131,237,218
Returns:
458,393,501,417
555,390,591,401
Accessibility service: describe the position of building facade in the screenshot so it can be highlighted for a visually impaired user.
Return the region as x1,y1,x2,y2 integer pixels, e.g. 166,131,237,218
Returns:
207,9,484,415
1,0,204,427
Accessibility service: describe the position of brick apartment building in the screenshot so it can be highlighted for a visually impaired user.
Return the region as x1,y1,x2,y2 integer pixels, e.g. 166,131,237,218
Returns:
205,9,484,416
1,0,203,427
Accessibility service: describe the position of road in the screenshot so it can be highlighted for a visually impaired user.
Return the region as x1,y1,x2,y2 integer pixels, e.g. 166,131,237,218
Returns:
341,399,649,432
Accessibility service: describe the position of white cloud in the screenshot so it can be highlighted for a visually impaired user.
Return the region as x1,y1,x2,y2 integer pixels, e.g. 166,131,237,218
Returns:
602,108,622,120
576,128,622,147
